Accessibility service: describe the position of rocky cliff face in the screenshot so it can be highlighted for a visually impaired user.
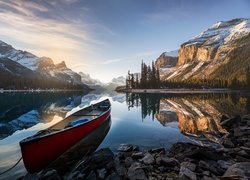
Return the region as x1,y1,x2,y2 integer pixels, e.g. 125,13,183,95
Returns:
162,18,250,81
38,57,82,85
155,52,178,69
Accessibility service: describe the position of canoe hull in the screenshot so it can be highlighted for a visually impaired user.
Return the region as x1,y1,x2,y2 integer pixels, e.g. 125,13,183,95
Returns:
20,105,110,173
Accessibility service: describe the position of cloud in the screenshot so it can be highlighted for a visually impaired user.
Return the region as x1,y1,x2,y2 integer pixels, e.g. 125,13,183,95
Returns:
0,0,48,16
0,0,110,65
98,51,159,65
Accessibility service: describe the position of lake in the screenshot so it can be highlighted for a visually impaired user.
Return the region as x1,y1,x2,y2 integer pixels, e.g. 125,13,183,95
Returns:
0,91,249,179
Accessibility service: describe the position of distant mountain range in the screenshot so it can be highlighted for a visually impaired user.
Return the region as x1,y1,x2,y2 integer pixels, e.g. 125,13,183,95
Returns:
156,18,250,83
79,72,126,91
0,40,125,90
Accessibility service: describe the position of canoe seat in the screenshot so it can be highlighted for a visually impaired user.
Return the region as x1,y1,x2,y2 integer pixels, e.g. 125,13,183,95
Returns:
66,118,89,128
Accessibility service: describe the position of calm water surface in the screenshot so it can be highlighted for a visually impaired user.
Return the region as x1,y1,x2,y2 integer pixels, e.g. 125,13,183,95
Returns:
0,91,249,179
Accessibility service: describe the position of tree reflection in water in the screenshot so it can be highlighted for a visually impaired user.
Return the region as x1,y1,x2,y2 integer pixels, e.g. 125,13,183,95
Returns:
126,92,250,135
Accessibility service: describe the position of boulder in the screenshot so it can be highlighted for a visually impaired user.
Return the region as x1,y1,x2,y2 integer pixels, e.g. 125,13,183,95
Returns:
180,161,196,171
85,170,96,180
141,153,155,165
223,162,250,179
41,169,60,180
217,160,232,170
97,168,106,179
179,166,197,180
118,144,139,152
156,155,179,167
127,162,148,180
222,138,235,148
221,115,241,130
105,172,121,180
118,144,134,152
132,152,145,159
114,159,127,177
169,142,226,161
220,115,229,123
86,148,114,169
125,157,134,168
149,147,165,154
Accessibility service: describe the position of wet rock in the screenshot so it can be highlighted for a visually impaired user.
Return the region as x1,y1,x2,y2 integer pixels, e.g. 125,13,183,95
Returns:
141,152,155,165
86,148,114,169
85,170,96,180
198,160,210,170
114,159,127,177
179,166,197,180
97,168,107,179
105,172,121,180
118,144,138,152
181,161,196,171
221,115,241,130
118,144,133,152
170,142,226,161
67,170,83,179
237,149,249,158
125,157,134,168
202,176,214,180
132,152,144,159
233,127,250,137
222,138,235,148
127,162,148,180
23,173,40,180
41,169,60,180
202,171,210,176
156,155,179,167
220,115,229,123
208,162,225,176
149,147,165,154
217,160,232,170
222,162,250,179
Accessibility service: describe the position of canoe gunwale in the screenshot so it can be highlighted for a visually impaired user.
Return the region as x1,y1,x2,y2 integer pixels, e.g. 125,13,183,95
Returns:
20,99,111,145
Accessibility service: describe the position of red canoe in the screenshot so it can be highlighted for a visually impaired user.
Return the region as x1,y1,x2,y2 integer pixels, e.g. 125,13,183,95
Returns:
20,99,111,173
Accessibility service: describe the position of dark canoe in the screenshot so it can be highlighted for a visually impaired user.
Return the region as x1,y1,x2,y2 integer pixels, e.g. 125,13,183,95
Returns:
20,99,111,173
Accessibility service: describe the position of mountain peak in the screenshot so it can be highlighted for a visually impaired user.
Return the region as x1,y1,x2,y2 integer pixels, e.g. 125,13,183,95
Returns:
56,61,67,69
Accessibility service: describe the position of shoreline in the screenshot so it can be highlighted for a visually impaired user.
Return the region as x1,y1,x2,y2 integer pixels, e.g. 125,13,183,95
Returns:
24,114,250,179
117,88,246,94
0,89,86,93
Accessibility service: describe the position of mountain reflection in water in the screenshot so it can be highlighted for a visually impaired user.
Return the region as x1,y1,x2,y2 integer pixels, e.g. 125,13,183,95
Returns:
126,93,250,135
0,92,85,140
0,91,249,179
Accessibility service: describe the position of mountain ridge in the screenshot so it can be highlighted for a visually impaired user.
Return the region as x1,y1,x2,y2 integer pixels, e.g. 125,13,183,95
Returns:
0,40,88,90
158,18,250,84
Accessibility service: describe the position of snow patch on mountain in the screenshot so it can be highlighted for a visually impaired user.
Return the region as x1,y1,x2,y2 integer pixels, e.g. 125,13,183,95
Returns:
183,61,204,80
164,50,178,57
185,18,250,47
110,76,126,86
79,72,103,86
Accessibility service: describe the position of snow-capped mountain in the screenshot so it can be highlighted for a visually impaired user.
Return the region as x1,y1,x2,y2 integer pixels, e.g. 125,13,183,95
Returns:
0,40,84,87
110,76,126,86
79,72,103,86
164,50,178,57
38,58,81,84
161,18,250,81
0,40,39,70
0,58,36,77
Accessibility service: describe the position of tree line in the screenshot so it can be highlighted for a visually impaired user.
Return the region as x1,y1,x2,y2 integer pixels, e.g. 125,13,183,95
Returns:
126,61,160,89
125,61,250,90
0,74,85,90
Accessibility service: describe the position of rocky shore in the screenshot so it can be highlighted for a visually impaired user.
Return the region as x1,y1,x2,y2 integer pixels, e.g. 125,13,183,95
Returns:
24,114,250,180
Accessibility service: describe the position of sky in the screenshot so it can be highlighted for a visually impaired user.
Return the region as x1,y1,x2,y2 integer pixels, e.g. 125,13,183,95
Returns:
0,0,249,82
